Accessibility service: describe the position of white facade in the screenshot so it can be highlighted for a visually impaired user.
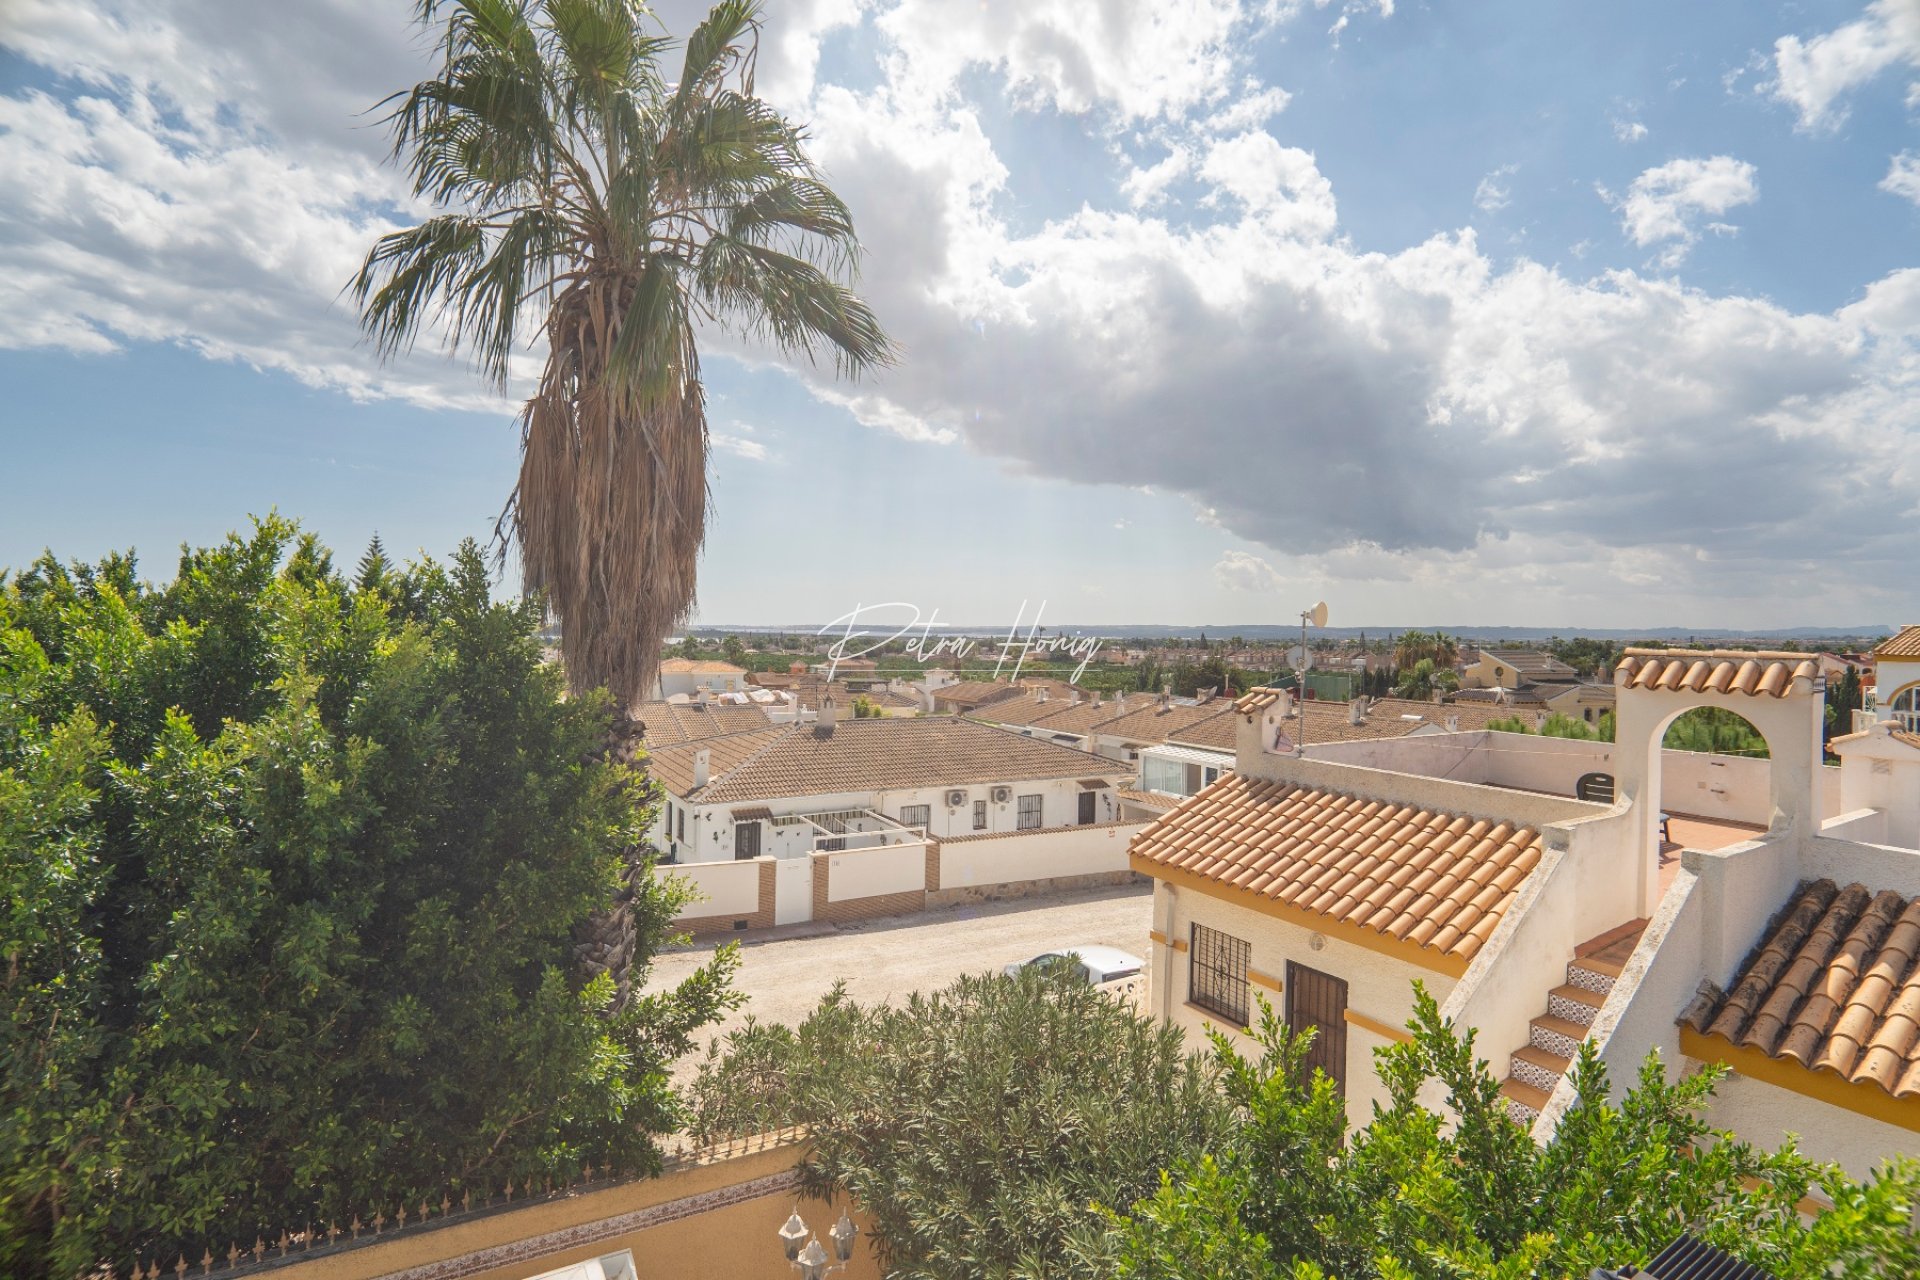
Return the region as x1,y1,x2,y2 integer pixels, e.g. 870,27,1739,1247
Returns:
656,772,1127,866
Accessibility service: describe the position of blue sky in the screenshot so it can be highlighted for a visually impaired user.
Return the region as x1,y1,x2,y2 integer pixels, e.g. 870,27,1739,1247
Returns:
2,0,1918,630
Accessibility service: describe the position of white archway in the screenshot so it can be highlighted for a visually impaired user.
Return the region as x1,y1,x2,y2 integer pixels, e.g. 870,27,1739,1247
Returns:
1613,651,1824,917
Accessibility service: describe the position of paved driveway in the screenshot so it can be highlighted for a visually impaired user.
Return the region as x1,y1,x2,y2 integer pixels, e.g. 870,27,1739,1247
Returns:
645,881,1155,1082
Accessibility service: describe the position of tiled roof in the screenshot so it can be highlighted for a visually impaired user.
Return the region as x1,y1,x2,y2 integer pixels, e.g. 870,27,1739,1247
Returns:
1615,649,1819,698
647,716,1129,804
631,700,774,746
1092,701,1235,746
1448,686,1551,706
1116,787,1181,811
1196,695,1530,749
1874,625,1920,658
1130,774,1543,963
658,658,748,675
1681,879,1920,1098
1166,711,1239,750
1482,650,1581,681
930,679,1027,709
967,692,1089,729
1010,693,1157,737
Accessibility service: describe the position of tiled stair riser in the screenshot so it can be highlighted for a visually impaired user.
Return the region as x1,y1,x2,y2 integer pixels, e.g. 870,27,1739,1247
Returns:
1547,991,1600,1025
1504,1100,1540,1125
1565,963,1616,998
1529,1021,1583,1060
1510,1056,1562,1093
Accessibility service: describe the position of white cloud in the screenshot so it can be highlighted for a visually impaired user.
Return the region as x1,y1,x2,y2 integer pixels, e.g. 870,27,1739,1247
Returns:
1613,118,1649,143
1214,550,1285,593
1770,0,1920,130
712,430,769,462
5,0,1919,622
1121,146,1192,207
1474,164,1517,213
1202,81,1293,133
1611,156,1758,265
1882,150,1920,204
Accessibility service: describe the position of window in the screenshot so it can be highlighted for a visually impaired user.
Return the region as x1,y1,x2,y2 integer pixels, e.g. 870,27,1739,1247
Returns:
1141,755,1186,795
900,803,931,830
1016,793,1043,829
1188,923,1249,1025
973,799,988,830
1894,687,1920,732
734,821,761,860
1077,790,1096,824
676,806,685,842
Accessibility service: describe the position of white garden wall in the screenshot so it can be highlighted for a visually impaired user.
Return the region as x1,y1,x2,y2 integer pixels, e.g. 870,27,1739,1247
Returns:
938,821,1141,890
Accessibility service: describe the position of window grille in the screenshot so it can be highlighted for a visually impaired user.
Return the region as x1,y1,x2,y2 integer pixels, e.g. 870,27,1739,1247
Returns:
1016,793,1043,829
899,804,931,830
1189,923,1250,1025
973,799,988,830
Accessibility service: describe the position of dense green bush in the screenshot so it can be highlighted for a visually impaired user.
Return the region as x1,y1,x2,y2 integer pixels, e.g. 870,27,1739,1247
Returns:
0,520,736,1277
687,972,1233,1280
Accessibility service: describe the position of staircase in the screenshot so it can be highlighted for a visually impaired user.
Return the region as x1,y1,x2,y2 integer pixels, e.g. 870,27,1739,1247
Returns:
1497,922,1644,1126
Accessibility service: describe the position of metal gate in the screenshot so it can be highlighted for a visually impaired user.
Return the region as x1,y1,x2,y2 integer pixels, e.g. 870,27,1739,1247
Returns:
773,855,813,926
1285,961,1349,1096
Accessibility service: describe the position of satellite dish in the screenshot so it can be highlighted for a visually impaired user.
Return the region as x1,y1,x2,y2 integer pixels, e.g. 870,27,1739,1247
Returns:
1308,601,1329,629
1287,646,1313,670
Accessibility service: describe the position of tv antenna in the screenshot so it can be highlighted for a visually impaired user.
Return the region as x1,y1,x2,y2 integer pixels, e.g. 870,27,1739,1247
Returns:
1297,601,1327,756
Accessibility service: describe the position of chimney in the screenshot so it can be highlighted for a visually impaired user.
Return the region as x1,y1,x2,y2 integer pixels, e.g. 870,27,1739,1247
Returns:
1037,686,1049,703
1446,714,1460,732
1348,697,1366,726
1070,690,1082,706
693,747,711,790
1093,691,1104,707
816,694,838,736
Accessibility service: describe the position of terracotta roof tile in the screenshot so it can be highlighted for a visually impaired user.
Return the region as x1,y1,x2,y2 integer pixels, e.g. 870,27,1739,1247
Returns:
1129,774,1543,963
657,658,748,675
1093,701,1236,746
1615,649,1819,699
1873,625,1920,658
1683,879,1920,1098
647,715,1129,804
632,700,775,746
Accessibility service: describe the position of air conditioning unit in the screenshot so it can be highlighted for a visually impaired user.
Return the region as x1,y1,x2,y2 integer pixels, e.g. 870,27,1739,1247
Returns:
946,790,967,807
991,786,1012,803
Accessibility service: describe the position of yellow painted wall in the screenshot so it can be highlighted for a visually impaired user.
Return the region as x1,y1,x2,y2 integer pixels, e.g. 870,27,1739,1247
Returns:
210,1135,882,1280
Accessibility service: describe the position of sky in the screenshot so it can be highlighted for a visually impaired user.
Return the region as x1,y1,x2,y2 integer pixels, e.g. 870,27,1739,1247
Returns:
2,0,1918,631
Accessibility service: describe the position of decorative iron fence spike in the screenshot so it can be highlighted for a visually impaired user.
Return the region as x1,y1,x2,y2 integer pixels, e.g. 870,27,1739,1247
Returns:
396,1205,408,1228
200,1248,213,1274
440,1194,450,1217
226,1243,240,1267
326,1222,339,1246
372,1211,385,1236
503,1180,513,1201
419,1199,429,1222
175,1254,188,1277
460,1190,471,1213
251,1236,265,1262
583,1163,594,1182
349,1216,362,1240
277,1231,289,1256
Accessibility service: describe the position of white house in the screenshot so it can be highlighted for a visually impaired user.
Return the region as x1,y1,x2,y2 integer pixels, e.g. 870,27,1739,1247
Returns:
653,658,750,699
1131,649,1920,1183
645,703,1138,935
1860,624,1920,733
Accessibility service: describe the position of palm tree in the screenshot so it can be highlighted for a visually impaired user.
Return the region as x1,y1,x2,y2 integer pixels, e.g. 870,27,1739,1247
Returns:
353,0,891,708
1394,658,1460,702
1393,629,1459,670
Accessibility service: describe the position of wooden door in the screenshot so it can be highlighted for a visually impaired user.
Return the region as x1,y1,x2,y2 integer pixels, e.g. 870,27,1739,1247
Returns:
1285,961,1349,1096
1078,791,1097,824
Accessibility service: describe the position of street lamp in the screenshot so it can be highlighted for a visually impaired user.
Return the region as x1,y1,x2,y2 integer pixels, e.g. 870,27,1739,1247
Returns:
777,1207,858,1279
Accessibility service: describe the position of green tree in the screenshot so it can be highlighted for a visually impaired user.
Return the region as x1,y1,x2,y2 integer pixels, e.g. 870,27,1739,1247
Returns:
687,973,1234,1280
1107,990,1920,1280
0,521,738,1278
722,633,747,666
1392,631,1458,670
1393,658,1459,701
1664,707,1769,757
1826,665,1864,755
850,694,883,718
353,0,892,709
